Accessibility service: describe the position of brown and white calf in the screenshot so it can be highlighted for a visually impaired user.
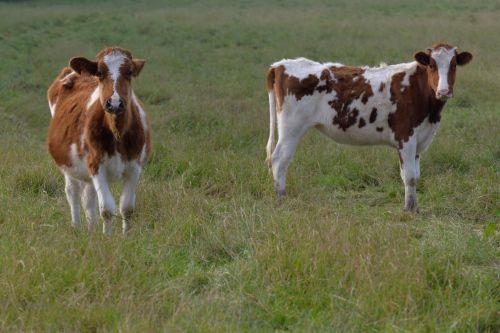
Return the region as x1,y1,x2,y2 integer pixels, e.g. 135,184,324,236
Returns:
266,43,472,211
47,47,150,234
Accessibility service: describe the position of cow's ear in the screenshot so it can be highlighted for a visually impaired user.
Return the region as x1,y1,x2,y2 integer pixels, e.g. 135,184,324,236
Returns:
456,51,473,66
69,57,98,75
132,59,145,77
414,52,430,66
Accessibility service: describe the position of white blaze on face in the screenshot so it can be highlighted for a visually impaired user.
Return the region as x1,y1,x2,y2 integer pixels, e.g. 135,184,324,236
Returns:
430,47,456,96
103,52,126,108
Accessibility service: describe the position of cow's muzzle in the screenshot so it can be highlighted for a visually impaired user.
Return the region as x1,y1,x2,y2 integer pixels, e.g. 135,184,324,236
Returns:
105,99,126,115
436,89,453,101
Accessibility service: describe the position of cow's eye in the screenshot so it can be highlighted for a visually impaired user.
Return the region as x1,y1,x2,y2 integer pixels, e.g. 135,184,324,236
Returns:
97,71,104,80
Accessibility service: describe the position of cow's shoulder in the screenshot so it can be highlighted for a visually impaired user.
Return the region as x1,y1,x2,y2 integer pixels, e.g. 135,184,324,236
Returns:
49,68,97,103
47,67,72,106
387,63,443,147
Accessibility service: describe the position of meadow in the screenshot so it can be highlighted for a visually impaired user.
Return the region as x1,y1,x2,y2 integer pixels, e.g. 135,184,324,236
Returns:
0,0,499,331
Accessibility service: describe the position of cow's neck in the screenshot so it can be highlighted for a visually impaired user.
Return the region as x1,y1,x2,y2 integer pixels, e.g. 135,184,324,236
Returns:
427,90,446,123
104,107,132,141
416,66,446,123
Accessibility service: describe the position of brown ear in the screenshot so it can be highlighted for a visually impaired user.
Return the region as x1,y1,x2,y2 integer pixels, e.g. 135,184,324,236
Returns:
456,51,473,66
132,59,145,77
414,51,430,66
69,57,98,75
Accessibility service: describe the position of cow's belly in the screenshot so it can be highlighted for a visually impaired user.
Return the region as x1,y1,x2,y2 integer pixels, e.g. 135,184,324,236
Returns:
315,124,392,146
103,153,127,182
313,101,397,147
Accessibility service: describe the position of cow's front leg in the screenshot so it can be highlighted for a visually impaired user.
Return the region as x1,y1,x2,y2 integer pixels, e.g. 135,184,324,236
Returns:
119,164,141,234
398,142,418,212
415,154,420,182
92,167,115,235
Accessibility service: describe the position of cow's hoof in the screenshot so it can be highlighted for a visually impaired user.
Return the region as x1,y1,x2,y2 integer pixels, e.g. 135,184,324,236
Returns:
276,190,286,205
404,194,419,213
404,203,419,213
122,221,130,235
404,208,419,214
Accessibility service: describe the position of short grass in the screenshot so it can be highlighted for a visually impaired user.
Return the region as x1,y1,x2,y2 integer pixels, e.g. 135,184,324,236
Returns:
0,0,499,331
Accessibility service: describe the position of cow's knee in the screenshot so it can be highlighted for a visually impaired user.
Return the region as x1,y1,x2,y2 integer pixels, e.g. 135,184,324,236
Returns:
99,198,115,219
405,174,417,187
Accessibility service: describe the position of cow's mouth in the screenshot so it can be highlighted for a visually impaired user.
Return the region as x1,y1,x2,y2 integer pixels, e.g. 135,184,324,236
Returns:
436,92,453,101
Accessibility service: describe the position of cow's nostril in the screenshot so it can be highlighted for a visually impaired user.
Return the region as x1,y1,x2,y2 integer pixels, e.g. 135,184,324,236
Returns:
105,99,112,109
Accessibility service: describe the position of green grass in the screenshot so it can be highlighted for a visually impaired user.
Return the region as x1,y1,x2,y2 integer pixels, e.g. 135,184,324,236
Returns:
0,0,499,331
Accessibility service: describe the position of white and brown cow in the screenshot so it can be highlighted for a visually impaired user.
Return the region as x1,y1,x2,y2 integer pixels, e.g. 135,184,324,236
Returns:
47,47,150,234
266,43,472,211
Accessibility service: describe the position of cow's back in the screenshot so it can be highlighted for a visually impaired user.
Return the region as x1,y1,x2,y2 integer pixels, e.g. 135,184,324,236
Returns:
47,69,97,168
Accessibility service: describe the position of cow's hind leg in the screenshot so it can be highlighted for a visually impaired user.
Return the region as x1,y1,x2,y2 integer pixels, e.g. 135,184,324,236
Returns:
81,183,98,230
266,90,277,173
271,117,310,201
64,173,82,226
119,164,141,234
398,141,418,212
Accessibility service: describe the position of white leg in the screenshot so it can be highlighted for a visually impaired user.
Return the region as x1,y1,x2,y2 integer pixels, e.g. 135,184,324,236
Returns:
398,141,418,212
415,154,421,182
266,91,277,173
399,157,405,183
81,183,98,230
119,164,141,234
92,167,115,235
64,173,81,226
271,119,309,200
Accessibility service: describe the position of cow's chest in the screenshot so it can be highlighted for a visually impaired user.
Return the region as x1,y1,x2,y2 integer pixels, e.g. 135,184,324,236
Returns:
414,119,440,153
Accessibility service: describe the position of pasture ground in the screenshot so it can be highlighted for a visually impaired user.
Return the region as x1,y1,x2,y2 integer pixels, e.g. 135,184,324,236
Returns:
0,0,499,331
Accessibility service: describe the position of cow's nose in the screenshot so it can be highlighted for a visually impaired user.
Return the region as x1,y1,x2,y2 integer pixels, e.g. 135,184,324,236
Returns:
105,99,125,114
436,89,452,100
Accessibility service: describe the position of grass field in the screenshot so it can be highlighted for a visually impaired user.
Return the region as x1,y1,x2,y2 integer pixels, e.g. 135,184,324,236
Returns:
0,0,499,331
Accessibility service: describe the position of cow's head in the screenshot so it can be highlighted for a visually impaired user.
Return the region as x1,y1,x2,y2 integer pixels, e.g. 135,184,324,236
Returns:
69,47,145,115
414,43,472,101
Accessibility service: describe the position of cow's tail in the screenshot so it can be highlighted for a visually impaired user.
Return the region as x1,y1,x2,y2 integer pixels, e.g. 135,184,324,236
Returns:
266,67,277,172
